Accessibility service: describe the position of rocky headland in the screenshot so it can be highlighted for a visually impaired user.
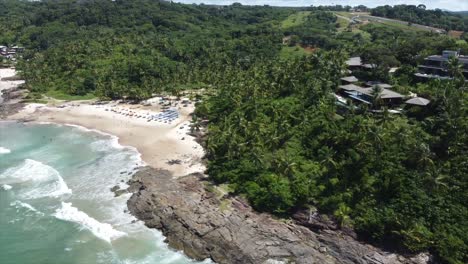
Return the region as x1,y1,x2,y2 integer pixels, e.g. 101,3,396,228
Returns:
127,167,432,264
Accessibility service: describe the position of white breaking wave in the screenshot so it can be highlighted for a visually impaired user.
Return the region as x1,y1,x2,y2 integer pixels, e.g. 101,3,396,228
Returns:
0,146,11,154
64,123,125,150
37,122,145,165
10,200,38,212
1,184,12,190
63,123,145,165
0,159,72,199
53,202,126,243
10,200,45,217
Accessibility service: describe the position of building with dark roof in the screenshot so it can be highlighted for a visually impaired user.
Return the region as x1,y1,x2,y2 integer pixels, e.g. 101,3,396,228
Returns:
340,76,359,84
417,50,468,80
345,56,375,71
405,97,431,106
338,83,405,106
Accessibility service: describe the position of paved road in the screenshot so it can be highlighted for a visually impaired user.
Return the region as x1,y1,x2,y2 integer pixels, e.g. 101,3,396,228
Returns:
335,14,352,22
357,14,445,33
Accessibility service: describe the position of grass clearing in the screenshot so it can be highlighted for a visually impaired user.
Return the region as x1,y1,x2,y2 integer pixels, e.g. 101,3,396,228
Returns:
336,12,428,33
336,16,350,31
335,12,354,19
23,99,48,104
376,20,424,32
280,45,313,59
282,11,311,29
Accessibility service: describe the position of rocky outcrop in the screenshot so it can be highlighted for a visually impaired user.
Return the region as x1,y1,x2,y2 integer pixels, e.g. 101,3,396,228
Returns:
0,87,26,118
127,167,432,264
0,101,24,118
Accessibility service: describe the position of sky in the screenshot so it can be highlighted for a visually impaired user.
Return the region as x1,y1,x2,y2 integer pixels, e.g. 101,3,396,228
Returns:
175,1,468,11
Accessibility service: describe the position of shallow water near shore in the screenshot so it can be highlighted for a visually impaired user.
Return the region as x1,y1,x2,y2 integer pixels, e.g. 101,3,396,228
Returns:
0,121,209,264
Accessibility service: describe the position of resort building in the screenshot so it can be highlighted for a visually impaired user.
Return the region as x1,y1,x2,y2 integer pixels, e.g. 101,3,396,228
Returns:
345,56,375,71
416,50,468,80
0,45,24,59
405,97,430,106
338,83,405,106
340,76,359,84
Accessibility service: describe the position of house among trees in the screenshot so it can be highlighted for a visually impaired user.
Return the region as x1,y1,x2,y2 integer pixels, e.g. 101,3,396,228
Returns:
340,76,359,84
338,83,405,107
0,45,24,60
334,75,432,111
11,46,24,53
405,97,430,106
365,81,392,89
416,50,468,80
345,56,375,71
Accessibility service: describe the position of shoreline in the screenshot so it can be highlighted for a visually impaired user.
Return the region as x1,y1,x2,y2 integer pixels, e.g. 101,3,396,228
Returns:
2,106,431,264
7,101,206,177
1,71,431,264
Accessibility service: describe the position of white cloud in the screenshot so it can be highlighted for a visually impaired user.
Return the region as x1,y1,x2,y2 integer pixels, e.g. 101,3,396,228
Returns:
175,0,468,11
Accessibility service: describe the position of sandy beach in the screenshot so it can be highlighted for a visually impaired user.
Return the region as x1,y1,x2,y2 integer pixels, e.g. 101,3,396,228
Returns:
7,100,205,177
1,67,205,177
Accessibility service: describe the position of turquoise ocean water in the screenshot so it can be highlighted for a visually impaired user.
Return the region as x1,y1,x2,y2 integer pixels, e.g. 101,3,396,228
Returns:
0,121,209,264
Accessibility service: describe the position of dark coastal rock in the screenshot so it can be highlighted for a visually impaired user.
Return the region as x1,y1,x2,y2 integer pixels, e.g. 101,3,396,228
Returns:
127,167,432,264
0,86,27,119
114,189,128,197
0,102,24,119
110,185,128,197
167,159,182,165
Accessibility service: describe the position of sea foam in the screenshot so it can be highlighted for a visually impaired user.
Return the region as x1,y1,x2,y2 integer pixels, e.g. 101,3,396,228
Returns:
36,122,144,165
2,184,12,190
54,202,126,243
0,159,72,199
10,200,38,212
0,146,11,154
63,123,144,164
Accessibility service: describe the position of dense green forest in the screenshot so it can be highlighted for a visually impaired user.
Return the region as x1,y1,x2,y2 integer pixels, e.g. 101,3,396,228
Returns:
197,53,467,264
0,1,467,263
371,5,468,31
1,0,293,98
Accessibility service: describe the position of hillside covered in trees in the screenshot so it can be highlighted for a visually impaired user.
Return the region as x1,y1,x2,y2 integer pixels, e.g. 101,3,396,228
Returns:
197,53,467,264
0,1,467,263
1,0,293,98
371,5,468,32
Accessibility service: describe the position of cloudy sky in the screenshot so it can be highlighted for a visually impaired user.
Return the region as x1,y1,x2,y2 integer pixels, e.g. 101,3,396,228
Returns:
175,1,467,11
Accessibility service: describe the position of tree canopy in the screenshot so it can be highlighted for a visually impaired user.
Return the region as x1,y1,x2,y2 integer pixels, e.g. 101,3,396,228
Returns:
0,1,467,263
371,5,468,31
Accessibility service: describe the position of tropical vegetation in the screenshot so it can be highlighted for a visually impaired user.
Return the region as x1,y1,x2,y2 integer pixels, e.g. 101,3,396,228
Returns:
371,5,468,31
0,1,466,263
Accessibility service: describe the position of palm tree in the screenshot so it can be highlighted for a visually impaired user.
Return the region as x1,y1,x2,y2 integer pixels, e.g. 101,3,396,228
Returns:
447,56,464,81
190,115,202,133
334,203,352,228
424,167,449,192
370,85,383,110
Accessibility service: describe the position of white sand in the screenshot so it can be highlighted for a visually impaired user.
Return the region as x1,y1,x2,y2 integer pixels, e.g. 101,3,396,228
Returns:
9,101,205,177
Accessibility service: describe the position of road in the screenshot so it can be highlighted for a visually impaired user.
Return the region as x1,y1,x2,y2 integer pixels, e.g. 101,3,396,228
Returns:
356,14,445,33
334,12,445,33
335,14,352,22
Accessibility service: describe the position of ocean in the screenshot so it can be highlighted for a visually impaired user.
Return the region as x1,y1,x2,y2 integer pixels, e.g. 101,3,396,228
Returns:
0,121,209,264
